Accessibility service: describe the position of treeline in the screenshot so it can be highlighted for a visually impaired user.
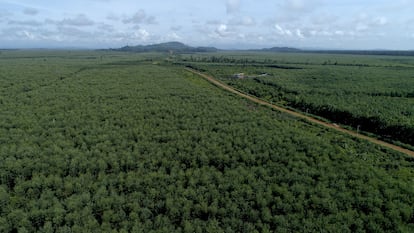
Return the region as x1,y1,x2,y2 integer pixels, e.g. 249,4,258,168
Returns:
180,56,302,69
179,55,406,68
182,56,266,64
250,78,414,145
290,100,414,145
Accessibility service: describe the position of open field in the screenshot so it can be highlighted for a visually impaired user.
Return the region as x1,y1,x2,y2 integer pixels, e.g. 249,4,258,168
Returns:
180,52,414,147
0,51,414,232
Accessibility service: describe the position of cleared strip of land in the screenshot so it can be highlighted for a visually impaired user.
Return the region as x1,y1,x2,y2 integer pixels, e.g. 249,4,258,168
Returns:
185,68,414,158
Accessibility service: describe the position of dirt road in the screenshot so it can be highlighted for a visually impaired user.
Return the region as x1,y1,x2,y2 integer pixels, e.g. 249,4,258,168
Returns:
185,68,414,158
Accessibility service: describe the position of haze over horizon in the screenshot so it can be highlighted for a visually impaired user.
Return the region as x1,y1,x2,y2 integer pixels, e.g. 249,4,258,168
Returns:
0,0,413,50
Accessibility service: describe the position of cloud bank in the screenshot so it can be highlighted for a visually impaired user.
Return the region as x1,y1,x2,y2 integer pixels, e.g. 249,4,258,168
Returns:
0,0,412,49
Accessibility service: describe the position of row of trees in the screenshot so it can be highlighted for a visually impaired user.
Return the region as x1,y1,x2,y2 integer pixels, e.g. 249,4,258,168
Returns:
190,59,414,147
249,77,414,145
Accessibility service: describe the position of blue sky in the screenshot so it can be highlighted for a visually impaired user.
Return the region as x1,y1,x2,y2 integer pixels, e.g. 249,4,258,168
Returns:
0,0,413,49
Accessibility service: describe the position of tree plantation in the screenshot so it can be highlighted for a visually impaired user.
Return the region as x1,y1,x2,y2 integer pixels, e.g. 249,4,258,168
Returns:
0,51,413,232
180,53,414,147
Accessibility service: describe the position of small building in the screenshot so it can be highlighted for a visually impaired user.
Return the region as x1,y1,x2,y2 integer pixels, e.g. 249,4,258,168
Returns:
232,73,245,79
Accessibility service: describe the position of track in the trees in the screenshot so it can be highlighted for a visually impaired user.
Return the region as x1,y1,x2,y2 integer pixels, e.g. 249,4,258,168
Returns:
185,68,414,158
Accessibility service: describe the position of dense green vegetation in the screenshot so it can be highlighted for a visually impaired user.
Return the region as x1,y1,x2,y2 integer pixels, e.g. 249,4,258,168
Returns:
180,53,414,147
0,51,413,232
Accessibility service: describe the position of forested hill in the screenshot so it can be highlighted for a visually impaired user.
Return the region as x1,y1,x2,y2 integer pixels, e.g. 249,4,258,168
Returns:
111,42,414,56
114,42,219,53
260,47,302,52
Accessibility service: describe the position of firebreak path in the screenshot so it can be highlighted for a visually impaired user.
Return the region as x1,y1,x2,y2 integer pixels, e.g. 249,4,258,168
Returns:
185,68,414,158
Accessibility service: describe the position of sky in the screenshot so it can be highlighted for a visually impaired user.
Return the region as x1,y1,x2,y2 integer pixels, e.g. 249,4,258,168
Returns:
0,0,413,49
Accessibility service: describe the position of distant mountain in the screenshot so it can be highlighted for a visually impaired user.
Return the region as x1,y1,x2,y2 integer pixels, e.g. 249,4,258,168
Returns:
114,42,218,53
111,42,414,56
260,47,302,52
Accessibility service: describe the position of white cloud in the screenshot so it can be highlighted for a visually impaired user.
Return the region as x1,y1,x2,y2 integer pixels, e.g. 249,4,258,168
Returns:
216,24,230,37
0,0,412,49
352,15,388,33
335,30,344,36
296,29,304,38
226,0,241,14
165,32,181,41
123,10,157,25
22,30,35,39
274,24,292,36
274,24,283,34
306,29,335,37
372,17,387,26
134,29,150,41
